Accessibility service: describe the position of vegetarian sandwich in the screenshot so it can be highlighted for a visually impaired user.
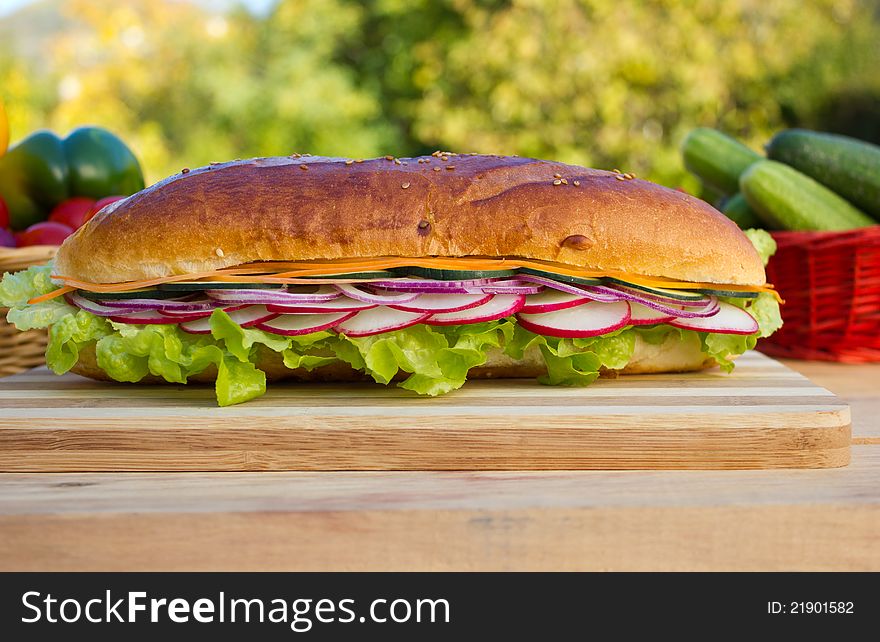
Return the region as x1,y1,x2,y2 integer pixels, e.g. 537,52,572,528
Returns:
0,153,782,405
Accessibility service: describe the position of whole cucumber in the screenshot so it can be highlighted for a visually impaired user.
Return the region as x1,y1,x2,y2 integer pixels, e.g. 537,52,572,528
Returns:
721,192,763,230
766,129,880,220
740,160,875,231
682,128,762,195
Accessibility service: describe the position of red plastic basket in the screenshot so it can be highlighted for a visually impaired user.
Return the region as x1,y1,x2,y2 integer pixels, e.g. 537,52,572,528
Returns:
759,226,880,362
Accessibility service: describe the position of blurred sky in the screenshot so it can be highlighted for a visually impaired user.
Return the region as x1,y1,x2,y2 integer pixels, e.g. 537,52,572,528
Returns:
0,0,279,16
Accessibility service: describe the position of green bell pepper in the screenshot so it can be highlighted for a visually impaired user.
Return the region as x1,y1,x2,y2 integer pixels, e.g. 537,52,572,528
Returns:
63,127,145,199
0,126,144,230
0,131,69,230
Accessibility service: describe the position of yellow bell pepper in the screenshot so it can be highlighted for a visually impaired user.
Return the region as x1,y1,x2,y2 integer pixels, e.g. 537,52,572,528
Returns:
0,98,9,157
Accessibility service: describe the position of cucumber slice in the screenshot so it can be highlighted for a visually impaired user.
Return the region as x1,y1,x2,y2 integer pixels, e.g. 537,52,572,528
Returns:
159,281,285,291
603,277,706,301
77,288,183,300
390,266,517,280
695,288,759,299
517,267,602,286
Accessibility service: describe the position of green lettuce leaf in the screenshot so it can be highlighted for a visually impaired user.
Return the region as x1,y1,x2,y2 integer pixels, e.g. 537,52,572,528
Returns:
699,332,757,373
1,264,76,330
505,324,634,387
46,310,112,374
209,308,292,361
331,321,516,396
749,292,783,338
216,356,266,406
744,228,777,266
0,264,59,306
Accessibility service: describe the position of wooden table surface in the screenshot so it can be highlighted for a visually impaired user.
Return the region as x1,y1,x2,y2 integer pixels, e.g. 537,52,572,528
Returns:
1,356,878,571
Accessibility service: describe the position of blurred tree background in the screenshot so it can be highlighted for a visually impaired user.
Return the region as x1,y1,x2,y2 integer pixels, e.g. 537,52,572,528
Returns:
1,0,878,192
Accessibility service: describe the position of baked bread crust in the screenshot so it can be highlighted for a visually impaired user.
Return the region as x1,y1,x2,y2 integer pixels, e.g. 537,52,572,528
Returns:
55,154,765,285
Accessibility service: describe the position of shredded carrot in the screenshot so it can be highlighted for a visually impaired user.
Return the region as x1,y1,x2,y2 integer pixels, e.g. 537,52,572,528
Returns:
27,286,76,304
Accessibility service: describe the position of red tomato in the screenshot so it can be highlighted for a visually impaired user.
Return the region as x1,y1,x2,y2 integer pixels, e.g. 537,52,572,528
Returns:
16,221,74,246
84,195,126,224
0,227,15,248
0,194,9,229
49,196,97,230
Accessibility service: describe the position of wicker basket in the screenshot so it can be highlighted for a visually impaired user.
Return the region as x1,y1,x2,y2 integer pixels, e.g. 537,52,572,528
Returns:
0,245,59,377
759,226,880,362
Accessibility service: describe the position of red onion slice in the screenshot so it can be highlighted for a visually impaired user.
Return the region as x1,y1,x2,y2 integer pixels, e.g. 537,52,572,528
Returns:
334,283,420,304
632,296,720,319
610,285,712,308
516,275,624,302
589,285,721,318
480,284,543,295
206,285,341,305
108,310,180,324
99,297,218,313
375,284,477,294
163,304,247,318
66,293,120,317
372,278,495,291
158,302,222,317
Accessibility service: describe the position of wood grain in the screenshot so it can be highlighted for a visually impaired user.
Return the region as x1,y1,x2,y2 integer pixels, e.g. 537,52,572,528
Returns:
1,446,878,571
0,352,851,471
780,359,880,444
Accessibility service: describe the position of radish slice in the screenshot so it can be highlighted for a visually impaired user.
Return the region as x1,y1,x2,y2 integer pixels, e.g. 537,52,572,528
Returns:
334,283,420,305
427,294,525,325
159,309,213,320
178,305,278,334
256,312,356,336
669,301,758,335
266,297,376,313
516,301,631,338
390,292,492,313
521,289,592,314
180,317,213,334
628,301,675,325
225,305,278,328
108,310,179,325
335,308,431,337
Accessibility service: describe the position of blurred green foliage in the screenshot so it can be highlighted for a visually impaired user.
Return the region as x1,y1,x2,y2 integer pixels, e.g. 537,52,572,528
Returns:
1,0,878,190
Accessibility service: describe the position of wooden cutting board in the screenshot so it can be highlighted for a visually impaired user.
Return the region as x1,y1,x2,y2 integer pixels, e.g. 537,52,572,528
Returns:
0,351,850,471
